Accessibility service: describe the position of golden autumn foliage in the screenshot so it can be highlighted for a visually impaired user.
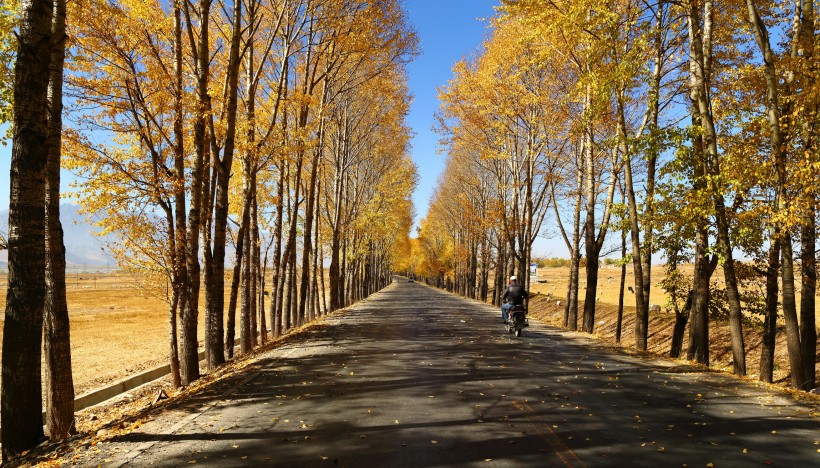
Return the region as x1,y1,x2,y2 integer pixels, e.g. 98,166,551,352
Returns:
54,0,418,385
416,0,818,391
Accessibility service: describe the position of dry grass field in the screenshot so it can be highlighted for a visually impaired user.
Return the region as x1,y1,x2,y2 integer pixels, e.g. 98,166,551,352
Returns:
0,272,254,396
524,265,820,385
526,264,820,326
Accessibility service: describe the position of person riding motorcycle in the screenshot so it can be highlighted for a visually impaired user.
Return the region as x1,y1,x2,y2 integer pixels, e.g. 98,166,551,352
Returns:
501,276,528,323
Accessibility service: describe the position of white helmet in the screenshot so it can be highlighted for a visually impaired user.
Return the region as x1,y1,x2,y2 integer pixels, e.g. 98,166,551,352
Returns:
509,275,517,281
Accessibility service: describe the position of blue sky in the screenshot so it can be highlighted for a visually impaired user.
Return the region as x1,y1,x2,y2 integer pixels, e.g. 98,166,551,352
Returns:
403,0,497,229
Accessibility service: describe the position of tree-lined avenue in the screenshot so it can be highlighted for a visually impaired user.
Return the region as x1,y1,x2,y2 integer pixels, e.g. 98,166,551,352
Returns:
76,279,818,467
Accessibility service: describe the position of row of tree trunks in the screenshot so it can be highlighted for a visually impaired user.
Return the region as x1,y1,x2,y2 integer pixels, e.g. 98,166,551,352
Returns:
2,0,75,458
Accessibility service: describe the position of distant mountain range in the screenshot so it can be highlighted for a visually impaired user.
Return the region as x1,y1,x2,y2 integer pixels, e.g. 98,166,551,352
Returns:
0,204,116,271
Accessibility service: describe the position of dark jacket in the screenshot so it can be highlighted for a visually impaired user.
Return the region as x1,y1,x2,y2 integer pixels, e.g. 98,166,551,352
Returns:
502,283,528,305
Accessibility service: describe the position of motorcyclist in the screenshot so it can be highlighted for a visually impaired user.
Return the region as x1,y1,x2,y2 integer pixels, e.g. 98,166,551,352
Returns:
501,275,528,323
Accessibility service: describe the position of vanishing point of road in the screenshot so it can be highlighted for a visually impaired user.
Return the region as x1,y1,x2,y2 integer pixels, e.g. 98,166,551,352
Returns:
80,280,818,467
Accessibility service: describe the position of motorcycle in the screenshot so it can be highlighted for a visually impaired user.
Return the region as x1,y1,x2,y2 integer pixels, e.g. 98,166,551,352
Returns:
507,304,528,337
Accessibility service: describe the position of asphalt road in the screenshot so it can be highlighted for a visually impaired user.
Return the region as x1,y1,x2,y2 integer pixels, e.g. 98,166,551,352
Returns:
81,280,818,467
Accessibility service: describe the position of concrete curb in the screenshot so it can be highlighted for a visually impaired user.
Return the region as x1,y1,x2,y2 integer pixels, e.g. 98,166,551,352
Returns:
68,346,222,416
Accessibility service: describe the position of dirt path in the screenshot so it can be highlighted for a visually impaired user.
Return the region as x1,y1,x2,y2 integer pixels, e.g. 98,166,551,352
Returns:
66,279,818,467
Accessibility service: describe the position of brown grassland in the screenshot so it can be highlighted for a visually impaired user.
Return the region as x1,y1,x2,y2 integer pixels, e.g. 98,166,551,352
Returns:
524,265,820,386
0,272,233,396
0,265,818,398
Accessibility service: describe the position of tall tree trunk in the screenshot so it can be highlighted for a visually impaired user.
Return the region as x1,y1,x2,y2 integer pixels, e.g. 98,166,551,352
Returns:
581,100,598,334
800,218,816,389
637,3,664,352
714,203,746,375
169,0,185,389
299,111,326,323
286,234,298,328
685,0,714,366
565,157,583,330
341,233,348,306
228,196,251,357
247,193,258,348
277,234,293,331
687,225,711,365
180,0,212,386
582,164,618,335
320,242,328,314
617,107,648,350
241,206,252,353
781,235,808,389
44,0,74,439
168,286,182,388
206,0,243,370
270,164,285,337
311,189,322,318
494,232,506,307
226,245,241,359
616,223,626,345
797,0,817,392
329,226,342,311
245,32,259,350
1,0,53,457
480,233,489,302
201,167,215,366
285,148,303,327
760,236,780,383
253,195,265,345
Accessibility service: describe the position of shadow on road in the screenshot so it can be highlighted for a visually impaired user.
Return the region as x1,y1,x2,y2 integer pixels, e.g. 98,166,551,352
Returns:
84,281,818,467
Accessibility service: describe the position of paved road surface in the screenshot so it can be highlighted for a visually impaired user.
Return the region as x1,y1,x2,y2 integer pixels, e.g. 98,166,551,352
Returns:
81,280,818,467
